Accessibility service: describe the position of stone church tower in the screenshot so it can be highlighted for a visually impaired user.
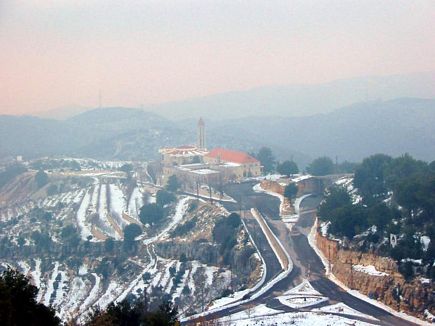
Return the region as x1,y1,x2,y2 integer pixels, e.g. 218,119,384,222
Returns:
197,117,205,149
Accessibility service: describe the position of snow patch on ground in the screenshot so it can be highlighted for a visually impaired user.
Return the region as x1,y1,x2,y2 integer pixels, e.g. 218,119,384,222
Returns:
62,277,88,320
353,264,388,277
320,221,331,237
335,176,362,204
78,264,88,276
128,187,144,218
420,277,431,284
32,259,42,291
44,262,60,306
79,273,101,313
109,184,127,228
283,279,321,296
95,281,122,310
187,261,200,295
204,265,218,286
421,236,431,251
278,280,328,309
53,270,69,314
76,189,93,240
98,184,119,239
217,304,375,326
278,295,328,309
18,260,31,276
143,197,191,244
314,302,379,321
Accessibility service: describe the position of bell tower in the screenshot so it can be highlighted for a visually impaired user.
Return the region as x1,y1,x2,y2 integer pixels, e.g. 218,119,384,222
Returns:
197,117,205,149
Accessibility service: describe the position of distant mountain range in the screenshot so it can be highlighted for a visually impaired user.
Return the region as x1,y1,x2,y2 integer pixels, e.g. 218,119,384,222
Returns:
0,108,190,160
152,71,435,120
36,71,435,120
1,98,435,167
206,98,435,165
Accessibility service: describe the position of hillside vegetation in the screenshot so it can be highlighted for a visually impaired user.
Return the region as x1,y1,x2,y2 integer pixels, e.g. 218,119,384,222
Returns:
318,153,435,279
1,98,435,166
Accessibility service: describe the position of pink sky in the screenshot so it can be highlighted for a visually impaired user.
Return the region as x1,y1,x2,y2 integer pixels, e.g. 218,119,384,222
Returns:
1,1,435,115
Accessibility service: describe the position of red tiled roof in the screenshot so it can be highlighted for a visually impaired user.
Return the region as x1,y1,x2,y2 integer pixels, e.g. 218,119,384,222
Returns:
206,148,259,164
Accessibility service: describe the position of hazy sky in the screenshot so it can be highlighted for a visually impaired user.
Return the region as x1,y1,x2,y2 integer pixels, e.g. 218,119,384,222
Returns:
1,0,435,115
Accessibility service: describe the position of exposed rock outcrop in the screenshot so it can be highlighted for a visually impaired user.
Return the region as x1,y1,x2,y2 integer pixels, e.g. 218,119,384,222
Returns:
316,230,435,321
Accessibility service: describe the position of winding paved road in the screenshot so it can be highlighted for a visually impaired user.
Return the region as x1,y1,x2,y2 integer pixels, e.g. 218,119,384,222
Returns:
202,181,418,326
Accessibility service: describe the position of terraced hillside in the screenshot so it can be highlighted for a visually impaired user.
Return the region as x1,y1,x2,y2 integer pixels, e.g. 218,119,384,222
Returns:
0,158,262,322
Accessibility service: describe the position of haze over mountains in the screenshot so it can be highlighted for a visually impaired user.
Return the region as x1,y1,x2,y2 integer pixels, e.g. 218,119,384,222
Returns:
16,72,434,167
2,97,435,167
153,71,435,120
36,71,435,120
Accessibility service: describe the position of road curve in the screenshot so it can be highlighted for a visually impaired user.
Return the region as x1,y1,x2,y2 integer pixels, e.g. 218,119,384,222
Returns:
185,182,419,326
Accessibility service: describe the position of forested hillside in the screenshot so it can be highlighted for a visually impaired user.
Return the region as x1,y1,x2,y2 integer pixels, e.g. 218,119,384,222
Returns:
0,108,188,160
318,154,435,279
1,98,435,165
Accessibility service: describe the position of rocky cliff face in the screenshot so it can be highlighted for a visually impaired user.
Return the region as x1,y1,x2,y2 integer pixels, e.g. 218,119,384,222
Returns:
316,231,435,321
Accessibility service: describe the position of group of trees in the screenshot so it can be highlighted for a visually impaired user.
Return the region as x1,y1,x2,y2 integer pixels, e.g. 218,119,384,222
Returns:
123,224,143,250
0,269,60,325
139,175,180,226
165,175,180,192
284,183,298,202
277,160,299,176
139,204,164,226
318,153,435,278
123,166,181,244
254,147,276,174
156,190,176,207
306,157,358,176
253,146,356,177
0,164,27,189
35,170,49,188
252,147,300,176
85,295,178,326
212,213,242,265
318,186,395,239
30,159,81,171
0,268,179,326
306,157,335,176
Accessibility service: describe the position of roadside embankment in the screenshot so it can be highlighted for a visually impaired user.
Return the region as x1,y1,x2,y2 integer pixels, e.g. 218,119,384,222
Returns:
311,218,435,323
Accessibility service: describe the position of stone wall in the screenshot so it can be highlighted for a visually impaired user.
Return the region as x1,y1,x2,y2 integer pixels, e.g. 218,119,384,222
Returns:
316,230,435,321
315,231,339,261
260,180,284,195
259,180,293,215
